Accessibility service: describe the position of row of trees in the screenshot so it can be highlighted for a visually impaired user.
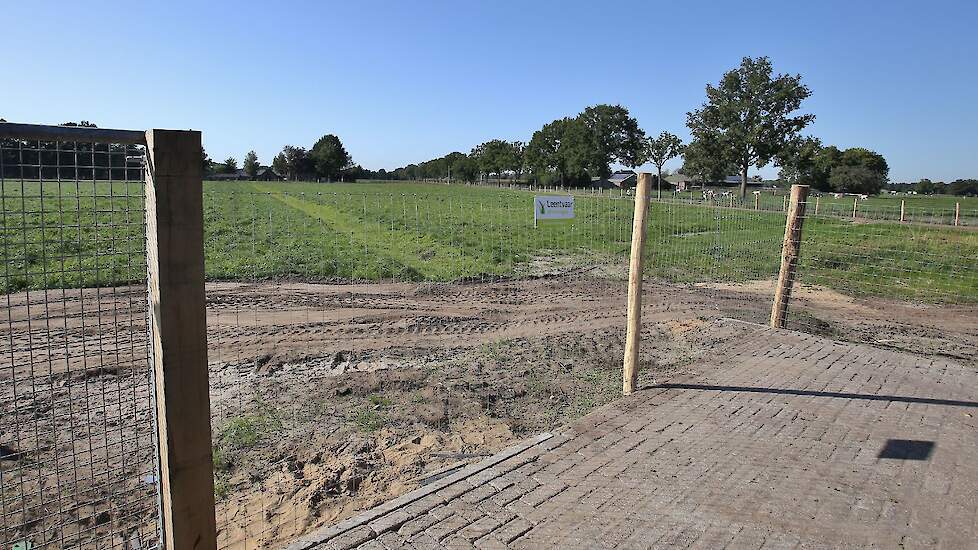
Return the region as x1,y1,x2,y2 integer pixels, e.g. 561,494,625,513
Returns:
382,57,888,197
888,178,978,196
207,134,356,181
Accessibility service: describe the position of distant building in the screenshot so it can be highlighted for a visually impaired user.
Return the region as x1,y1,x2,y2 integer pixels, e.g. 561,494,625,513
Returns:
209,169,248,181
255,167,284,181
591,170,638,189
665,173,695,192
208,167,283,181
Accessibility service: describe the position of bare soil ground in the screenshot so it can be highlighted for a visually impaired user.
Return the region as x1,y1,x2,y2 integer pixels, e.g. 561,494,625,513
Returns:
1,275,976,548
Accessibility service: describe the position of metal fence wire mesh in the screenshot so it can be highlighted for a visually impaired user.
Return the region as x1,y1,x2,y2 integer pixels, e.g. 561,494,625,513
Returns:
0,136,159,548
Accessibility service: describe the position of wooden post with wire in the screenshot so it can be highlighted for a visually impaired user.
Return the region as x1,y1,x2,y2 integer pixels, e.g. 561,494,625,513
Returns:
770,184,810,329
900,200,906,222
852,197,858,219
814,195,820,216
623,173,653,395
754,193,759,210
145,129,218,550
955,202,960,226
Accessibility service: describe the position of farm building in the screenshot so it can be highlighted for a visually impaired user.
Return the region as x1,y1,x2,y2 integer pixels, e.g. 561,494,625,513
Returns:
209,169,249,181
255,167,284,181
591,170,638,189
666,173,695,192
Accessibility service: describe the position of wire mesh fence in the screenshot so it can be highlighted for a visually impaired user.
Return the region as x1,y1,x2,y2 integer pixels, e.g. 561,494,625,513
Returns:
0,135,158,548
2,165,975,549
201,186,636,548
196,180,976,548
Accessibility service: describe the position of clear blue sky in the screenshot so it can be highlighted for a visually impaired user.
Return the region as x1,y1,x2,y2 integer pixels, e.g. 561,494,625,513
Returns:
2,0,976,182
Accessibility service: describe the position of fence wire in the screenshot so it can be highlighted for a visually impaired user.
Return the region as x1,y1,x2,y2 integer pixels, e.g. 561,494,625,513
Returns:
0,137,158,549
202,187,635,548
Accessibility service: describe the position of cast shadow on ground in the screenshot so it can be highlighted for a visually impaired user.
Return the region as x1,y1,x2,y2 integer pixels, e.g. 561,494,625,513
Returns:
648,382,978,408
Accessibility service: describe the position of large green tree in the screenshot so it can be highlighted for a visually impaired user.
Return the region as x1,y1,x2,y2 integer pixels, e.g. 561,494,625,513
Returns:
687,56,814,197
828,165,884,195
578,104,645,177
243,150,259,179
471,139,522,183
310,134,352,181
525,117,591,185
645,131,684,198
221,156,238,174
782,143,888,194
948,179,978,196
275,145,311,180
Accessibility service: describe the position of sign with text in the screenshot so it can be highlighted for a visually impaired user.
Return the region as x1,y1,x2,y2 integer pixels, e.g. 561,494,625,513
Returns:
534,195,575,224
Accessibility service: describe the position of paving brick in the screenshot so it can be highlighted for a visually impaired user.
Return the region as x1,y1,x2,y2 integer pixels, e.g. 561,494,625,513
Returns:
296,324,978,549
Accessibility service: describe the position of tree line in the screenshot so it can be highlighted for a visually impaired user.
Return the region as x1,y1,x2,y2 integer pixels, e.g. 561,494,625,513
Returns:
376,57,900,198
7,56,973,196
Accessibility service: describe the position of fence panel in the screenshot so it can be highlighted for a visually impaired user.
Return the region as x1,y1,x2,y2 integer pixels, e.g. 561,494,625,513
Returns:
0,131,159,548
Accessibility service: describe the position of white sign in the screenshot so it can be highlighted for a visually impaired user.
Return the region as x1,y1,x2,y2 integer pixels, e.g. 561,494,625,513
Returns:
534,195,574,226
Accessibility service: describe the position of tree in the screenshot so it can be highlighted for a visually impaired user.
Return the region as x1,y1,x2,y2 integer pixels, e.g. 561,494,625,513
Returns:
681,138,736,183
310,134,352,181
578,104,645,176
472,139,523,183
948,179,978,196
525,117,590,185
686,56,814,197
914,178,938,194
272,152,288,178
243,150,259,179
828,165,884,195
221,156,238,174
275,145,311,180
201,146,213,174
645,131,684,198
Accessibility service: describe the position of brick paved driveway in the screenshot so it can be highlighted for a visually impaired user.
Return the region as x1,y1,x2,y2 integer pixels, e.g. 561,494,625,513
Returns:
287,320,978,549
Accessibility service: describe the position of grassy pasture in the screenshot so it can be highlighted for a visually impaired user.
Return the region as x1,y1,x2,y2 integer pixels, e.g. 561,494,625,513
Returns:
1,180,976,303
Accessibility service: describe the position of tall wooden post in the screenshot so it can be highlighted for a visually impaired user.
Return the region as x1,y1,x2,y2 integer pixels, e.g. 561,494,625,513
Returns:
814,195,820,216
852,197,858,219
782,195,787,212
900,200,906,222
955,202,960,226
623,173,652,395
145,129,217,550
754,194,759,210
770,185,810,329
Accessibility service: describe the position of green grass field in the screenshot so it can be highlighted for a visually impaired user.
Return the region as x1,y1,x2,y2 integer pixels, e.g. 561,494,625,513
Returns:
1,180,975,303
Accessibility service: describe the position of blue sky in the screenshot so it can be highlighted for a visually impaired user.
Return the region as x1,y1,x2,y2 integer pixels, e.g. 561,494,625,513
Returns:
2,0,976,182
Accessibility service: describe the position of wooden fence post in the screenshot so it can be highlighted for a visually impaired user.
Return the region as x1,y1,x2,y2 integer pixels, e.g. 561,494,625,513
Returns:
754,194,759,210
900,200,906,222
770,184,810,329
145,129,217,550
782,195,787,212
955,202,960,226
852,197,858,219
814,195,820,216
623,173,652,395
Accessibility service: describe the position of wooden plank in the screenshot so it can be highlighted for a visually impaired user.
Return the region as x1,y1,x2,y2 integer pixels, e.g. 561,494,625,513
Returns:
623,173,653,395
144,129,217,550
770,185,810,328
0,121,146,144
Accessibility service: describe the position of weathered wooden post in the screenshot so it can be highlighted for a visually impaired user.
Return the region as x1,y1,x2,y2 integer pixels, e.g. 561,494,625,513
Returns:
782,195,788,212
623,173,652,395
754,193,759,210
814,195,820,216
900,200,906,222
852,197,858,219
145,129,218,550
955,202,961,226
770,184,810,329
